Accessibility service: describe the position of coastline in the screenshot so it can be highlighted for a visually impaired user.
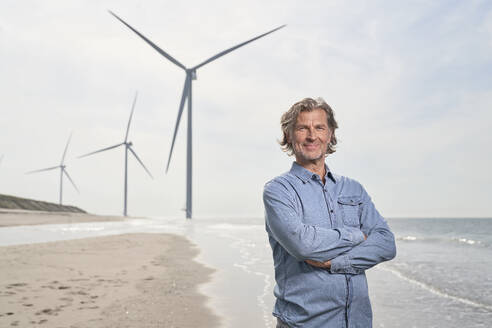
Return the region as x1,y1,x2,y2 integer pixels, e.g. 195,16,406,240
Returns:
0,232,221,327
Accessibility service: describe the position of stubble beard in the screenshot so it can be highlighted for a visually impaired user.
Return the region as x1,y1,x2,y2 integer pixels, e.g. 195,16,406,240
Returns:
293,143,327,163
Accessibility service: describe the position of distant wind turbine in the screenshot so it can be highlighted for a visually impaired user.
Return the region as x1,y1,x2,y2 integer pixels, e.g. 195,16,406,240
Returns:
79,92,153,217
109,10,285,219
26,133,79,205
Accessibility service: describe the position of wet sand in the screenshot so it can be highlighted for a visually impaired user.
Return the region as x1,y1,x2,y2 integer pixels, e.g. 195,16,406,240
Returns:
0,233,220,327
0,209,127,227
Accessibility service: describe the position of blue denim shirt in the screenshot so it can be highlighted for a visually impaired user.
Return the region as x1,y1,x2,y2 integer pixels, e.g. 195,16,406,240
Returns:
264,162,396,328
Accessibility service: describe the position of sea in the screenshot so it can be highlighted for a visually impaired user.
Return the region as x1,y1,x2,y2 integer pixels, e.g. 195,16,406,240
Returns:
0,217,491,328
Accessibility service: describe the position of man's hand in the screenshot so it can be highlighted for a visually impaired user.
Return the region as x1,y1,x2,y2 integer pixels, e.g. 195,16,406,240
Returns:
305,259,331,268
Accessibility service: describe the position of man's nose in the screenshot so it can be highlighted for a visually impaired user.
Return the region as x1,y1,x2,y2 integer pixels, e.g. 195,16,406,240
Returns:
306,127,316,138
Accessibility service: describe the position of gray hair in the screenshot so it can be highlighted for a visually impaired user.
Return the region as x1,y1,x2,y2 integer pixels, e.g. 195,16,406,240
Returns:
279,97,338,156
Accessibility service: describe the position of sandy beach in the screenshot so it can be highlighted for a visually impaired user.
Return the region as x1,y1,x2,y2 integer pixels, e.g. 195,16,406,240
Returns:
0,209,128,227
0,231,220,327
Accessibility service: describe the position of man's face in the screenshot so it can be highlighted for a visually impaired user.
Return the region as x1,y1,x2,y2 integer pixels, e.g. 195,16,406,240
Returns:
289,108,331,163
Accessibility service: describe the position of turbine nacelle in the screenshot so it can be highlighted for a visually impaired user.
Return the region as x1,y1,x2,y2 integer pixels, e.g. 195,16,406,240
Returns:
188,69,197,80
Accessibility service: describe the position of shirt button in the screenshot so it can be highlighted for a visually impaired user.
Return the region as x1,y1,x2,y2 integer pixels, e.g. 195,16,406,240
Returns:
330,210,334,213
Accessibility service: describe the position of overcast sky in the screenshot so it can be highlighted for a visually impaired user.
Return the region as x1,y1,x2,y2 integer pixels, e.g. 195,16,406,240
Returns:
1,0,491,218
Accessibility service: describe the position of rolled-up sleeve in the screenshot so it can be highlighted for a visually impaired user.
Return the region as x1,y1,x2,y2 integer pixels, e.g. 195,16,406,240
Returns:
264,180,365,262
330,186,396,274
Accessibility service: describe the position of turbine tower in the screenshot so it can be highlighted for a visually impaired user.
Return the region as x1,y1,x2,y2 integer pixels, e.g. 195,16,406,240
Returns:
27,133,79,205
109,10,285,219
79,92,153,217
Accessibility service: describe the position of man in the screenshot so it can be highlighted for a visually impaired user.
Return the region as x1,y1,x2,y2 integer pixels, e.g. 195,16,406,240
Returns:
263,98,396,328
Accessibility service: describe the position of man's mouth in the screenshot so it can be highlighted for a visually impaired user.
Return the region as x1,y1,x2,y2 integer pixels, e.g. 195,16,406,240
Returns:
303,144,319,150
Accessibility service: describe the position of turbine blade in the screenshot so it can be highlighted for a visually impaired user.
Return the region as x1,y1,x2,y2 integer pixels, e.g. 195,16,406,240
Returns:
61,132,73,165
63,169,80,193
192,24,286,70
125,91,138,142
78,142,124,158
26,165,60,174
166,76,190,172
108,10,187,71
128,146,153,179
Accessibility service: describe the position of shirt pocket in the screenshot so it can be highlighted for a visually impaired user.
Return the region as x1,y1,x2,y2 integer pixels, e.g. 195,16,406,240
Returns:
337,196,362,227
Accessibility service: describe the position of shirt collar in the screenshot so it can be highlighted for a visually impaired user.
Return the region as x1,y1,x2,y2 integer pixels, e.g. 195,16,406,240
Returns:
290,161,337,184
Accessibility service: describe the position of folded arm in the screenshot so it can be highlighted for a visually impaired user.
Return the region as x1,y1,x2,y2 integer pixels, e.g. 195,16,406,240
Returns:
264,180,365,262
328,187,397,274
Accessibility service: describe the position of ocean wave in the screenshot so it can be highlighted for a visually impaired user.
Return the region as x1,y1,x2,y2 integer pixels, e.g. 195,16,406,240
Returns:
378,265,492,311
398,235,418,241
454,237,481,245
396,235,488,248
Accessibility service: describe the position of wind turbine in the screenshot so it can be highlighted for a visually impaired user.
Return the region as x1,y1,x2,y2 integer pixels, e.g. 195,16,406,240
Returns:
27,133,79,205
109,10,285,219
79,92,153,217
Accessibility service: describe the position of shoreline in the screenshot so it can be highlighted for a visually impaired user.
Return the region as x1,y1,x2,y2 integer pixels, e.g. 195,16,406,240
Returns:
0,232,221,327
